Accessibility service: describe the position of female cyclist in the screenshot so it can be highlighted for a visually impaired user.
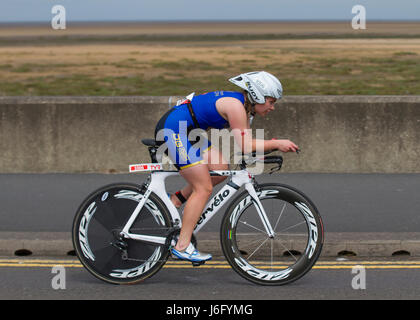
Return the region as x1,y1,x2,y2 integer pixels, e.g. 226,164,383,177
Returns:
154,71,299,263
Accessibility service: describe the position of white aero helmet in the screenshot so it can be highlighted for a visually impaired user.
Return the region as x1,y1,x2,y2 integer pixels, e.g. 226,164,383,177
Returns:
228,71,283,104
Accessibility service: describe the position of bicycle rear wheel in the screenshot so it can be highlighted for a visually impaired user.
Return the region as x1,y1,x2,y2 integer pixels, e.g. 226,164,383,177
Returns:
72,183,173,284
220,183,324,285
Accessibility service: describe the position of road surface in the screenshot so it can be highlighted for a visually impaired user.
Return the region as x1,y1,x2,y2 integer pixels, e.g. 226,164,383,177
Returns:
1,257,420,300
1,173,419,233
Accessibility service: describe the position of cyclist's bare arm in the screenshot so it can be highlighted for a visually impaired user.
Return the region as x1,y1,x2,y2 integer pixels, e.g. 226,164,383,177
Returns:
217,98,298,154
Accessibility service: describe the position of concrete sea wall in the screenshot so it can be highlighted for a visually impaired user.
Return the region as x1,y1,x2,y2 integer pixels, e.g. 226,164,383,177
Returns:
1,96,419,173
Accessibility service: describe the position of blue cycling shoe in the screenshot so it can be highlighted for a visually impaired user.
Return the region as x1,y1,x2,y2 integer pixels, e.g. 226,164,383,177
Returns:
171,242,212,263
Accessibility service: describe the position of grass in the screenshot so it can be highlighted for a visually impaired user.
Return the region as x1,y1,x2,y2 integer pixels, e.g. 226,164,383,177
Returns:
393,51,418,57
0,38,419,96
2,59,418,96
151,59,216,71
2,33,420,47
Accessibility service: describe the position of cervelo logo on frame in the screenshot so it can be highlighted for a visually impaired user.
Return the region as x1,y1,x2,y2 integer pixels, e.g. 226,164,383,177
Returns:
196,189,231,226
129,163,163,172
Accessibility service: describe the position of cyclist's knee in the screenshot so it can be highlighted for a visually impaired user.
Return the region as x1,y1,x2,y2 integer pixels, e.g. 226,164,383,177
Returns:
194,183,213,197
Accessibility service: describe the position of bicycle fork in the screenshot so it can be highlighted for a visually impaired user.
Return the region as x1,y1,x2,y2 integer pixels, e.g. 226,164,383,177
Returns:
244,182,276,238
231,171,276,238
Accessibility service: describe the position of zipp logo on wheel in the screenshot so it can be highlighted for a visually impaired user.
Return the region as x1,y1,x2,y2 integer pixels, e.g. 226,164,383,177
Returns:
295,201,318,259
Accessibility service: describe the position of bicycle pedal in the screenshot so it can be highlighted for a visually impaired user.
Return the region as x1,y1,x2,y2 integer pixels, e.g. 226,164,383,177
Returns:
191,261,205,267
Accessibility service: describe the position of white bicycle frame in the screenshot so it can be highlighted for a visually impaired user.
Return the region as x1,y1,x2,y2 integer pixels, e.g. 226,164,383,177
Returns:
120,168,276,245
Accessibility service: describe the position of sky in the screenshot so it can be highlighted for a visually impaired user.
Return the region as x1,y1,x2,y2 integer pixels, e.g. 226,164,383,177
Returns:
0,0,419,22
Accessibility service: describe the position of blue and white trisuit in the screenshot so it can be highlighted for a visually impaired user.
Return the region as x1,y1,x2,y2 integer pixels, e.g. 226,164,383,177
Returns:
154,91,245,169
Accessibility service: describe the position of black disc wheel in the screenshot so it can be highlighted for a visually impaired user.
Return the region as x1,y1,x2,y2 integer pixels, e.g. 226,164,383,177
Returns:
72,183,173,284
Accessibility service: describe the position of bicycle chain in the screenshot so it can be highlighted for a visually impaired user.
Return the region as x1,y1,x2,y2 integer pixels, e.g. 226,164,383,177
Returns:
112,227,199,264
112,227,179,263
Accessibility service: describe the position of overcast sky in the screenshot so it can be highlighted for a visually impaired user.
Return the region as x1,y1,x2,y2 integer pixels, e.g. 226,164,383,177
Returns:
1,0,419,22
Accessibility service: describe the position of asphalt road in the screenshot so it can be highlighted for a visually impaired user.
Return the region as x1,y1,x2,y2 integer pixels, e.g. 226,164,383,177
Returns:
1,173,419,233
1,257,420,300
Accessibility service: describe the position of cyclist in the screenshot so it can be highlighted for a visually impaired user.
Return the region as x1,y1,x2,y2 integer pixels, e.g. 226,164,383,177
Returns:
154,71,299,263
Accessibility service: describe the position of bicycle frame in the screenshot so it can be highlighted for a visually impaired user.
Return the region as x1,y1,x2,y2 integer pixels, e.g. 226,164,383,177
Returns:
120,169,276,245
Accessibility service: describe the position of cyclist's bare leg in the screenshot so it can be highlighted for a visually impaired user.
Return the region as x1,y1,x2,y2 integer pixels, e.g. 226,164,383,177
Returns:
170,147,228,207
204,146,229,185
175,163,213,251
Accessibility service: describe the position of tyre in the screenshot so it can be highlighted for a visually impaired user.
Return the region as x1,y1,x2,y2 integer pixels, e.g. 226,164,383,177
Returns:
220,183,324,285
72,183,173,284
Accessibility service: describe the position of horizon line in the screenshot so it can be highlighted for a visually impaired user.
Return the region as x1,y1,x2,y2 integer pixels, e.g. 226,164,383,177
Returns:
1,18,420,25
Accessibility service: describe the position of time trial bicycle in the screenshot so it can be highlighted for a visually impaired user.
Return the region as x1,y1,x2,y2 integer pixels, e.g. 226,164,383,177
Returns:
72,138,324,285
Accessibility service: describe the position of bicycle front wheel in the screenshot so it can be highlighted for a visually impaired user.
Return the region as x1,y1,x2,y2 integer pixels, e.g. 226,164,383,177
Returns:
72,183,173,285
221,183,324,285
